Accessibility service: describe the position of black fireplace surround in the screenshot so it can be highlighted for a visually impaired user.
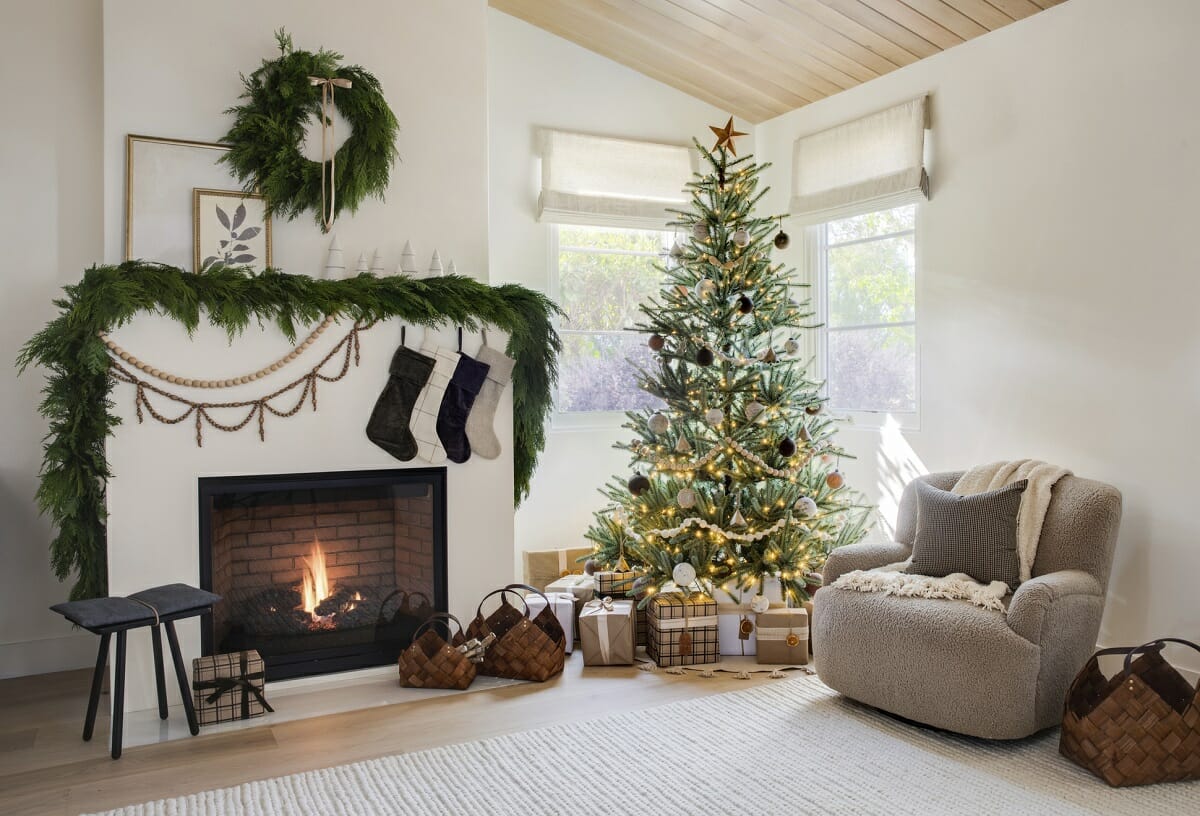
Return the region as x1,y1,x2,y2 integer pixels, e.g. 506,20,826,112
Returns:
198,468,447,681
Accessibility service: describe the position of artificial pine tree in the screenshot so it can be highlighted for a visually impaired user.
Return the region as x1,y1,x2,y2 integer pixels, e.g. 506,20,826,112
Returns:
585,120,872,607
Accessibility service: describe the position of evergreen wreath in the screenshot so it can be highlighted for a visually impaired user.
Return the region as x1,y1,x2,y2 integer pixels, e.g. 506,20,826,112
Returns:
220,30,400,230
18,264,562,600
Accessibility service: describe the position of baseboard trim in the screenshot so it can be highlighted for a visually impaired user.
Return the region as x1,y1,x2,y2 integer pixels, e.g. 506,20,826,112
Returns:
0,632,96,678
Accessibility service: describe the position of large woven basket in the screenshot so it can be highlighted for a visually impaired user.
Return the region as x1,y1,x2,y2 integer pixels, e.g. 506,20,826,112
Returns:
397,613,476,690
466,583,565,682
1060,638,1200,787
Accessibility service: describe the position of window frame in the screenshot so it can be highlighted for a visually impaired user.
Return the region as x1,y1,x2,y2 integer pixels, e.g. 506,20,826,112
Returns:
809,204,921,429
548,222,672,430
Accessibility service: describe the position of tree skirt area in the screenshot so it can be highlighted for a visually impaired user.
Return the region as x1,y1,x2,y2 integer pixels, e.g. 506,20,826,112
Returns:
85,676,1198,816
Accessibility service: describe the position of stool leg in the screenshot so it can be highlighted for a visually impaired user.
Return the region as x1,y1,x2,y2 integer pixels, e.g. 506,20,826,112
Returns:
164,621,199,735
111,630,126,760
150,624,168,720
82,633,110,742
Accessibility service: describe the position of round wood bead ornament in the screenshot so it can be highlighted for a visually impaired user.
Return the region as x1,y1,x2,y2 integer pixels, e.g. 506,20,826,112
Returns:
826,470,845,489
628,473,651,496
672,561,697,587
778,436,797,457
677,487,697,509
794,496,818,517
705,407,725,426
732,228,750,247
696,347,715,366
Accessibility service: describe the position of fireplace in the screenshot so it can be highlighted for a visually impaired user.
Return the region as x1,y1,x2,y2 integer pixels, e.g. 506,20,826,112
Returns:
198,468,447,680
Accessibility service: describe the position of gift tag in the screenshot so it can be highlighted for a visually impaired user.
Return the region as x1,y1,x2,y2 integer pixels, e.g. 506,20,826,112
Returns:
739,616,754,640
785,632,801,648
678,630,693,656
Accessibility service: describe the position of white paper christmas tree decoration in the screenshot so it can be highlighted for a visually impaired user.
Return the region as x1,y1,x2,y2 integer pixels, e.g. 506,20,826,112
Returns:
324,234,345,278
445,259,457,276
399,241,418,275
369,249,385,274
428,249,443,277
355,252,369,275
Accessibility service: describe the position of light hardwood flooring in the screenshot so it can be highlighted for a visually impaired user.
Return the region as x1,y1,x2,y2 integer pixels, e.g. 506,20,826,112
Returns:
0,659,783,816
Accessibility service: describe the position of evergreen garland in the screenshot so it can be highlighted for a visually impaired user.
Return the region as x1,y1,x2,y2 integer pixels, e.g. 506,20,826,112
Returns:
220,31,400,230
18,263,562,600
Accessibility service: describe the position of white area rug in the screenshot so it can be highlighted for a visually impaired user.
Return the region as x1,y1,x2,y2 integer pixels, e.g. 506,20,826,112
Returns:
86,678,1199,816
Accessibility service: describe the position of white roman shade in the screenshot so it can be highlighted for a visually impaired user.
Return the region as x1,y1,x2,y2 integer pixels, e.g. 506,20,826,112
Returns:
790,96,929,223
537,129,696,228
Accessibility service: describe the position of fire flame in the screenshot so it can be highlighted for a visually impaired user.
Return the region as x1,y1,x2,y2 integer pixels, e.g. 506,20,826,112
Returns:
300,541,333,623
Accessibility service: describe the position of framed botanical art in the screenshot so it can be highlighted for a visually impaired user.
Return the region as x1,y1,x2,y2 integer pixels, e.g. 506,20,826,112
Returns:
193,188,273,273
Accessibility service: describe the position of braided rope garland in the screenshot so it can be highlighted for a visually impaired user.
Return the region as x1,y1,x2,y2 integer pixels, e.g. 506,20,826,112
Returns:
99,316,335,388
107,321,373,446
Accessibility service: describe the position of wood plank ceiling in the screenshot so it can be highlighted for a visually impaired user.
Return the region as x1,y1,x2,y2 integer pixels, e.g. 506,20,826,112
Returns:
491,0,1065,123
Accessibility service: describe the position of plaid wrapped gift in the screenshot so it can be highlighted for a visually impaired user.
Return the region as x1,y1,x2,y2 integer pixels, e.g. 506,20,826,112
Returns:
755,608,809,665
647,592,718,667
522,547,591,591
192,650,273,726
594,570,646,647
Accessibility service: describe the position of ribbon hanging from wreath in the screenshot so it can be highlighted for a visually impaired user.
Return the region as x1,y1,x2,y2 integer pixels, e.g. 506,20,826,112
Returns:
220,30,399,232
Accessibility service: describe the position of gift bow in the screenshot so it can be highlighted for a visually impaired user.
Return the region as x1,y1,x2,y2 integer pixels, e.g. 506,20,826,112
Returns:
307,75,353,231
583,595,615,613
194,674,274,719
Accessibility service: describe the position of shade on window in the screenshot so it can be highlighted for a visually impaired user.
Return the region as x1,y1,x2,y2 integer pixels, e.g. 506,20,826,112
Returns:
790,96,929,224
537,129,696,228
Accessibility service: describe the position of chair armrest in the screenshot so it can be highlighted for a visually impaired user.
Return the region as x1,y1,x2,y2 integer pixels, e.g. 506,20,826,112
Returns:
822,540,913,585
1007,570,1103,644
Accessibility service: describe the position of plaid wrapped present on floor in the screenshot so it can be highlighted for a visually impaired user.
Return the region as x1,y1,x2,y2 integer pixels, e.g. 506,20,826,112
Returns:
522,547,591,591
192,650,273,726
594,569,647,647
647,591,718,667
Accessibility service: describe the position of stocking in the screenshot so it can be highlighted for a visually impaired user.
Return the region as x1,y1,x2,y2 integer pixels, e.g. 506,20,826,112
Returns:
410,340,461,464
436,354,491,463
465,344,515,460
365,343,435,461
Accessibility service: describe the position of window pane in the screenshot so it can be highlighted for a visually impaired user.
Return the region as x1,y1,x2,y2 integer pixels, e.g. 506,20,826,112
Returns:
557,225,666,253
827,232,915,327
828,326,916,413
558,332,665,413
558,247,664,331
826,204,915,245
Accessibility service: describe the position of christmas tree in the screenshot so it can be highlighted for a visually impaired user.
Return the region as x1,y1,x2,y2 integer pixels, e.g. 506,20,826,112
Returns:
585,119,872,606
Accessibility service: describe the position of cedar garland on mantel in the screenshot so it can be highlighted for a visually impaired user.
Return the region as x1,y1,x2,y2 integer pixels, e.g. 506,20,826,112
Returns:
18,262,562,600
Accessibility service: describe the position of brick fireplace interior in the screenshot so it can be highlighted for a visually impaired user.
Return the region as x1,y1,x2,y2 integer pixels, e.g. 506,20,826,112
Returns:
199,468,447,680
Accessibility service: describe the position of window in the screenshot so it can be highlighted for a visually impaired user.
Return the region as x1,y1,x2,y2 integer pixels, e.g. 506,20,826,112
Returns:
817,204,917,414
553,225,669,414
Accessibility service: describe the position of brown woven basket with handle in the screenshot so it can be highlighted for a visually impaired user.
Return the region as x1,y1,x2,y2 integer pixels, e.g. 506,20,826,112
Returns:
397,613,476,690
466,584,565,682
1060,638,1200,787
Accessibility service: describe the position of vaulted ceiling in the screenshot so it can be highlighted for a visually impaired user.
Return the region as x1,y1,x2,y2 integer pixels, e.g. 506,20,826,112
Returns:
491,0,1065,123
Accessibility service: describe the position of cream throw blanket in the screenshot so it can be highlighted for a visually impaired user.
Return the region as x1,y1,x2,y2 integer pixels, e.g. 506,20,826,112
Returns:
831,460,1072,611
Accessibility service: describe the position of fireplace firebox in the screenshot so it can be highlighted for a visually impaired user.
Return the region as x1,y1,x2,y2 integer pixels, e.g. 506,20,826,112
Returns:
198,468,447,680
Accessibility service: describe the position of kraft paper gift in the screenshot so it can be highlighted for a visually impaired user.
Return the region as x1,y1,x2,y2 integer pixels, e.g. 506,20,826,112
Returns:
579,596,635,665
755,608,809,666
522,547,590,592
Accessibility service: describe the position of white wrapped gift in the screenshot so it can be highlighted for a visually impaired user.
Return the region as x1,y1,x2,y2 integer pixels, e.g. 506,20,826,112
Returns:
717,604,761,656
523,591,576,654
710,576,784,607
545,574,595,603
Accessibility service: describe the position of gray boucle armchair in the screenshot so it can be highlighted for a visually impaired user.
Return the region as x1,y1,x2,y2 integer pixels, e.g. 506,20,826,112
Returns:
815,471,1122,740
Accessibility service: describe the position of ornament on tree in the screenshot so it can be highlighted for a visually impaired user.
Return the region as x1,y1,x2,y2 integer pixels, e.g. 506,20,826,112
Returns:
648,333,666,351
675,436,692,453
692,222,710,241
760,348,777,364
794,496,818,517
826,470,845,489
672,561,698,587
735,294,754,314
677,487,697,509
799,425,811,442
670,242,684,259
628,473,651,496
705,407,725,426
750,594,772,614
732,228,750,248
806,403,822,415
744,400,764,420
696,347,715,366
723,473,734,493
709,116,748,156
648,412,671,434
784,337,800,355
730,508,748,528
584,558,598,575
695,278,717,299
611,506,628,525
778,437,797,457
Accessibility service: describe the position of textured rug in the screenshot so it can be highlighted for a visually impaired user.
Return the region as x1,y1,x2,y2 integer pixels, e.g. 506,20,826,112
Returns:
86,677,1198,816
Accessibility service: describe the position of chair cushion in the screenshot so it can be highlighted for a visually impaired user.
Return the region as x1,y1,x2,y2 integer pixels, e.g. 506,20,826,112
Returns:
51,583,220,631
908,479,1026,588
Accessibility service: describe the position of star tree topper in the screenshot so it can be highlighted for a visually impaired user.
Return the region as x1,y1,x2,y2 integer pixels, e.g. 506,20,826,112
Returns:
709,116,748,155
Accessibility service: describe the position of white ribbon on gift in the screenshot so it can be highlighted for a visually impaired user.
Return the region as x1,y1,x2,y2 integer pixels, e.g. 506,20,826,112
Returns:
756,625,810,642
653,615,719,630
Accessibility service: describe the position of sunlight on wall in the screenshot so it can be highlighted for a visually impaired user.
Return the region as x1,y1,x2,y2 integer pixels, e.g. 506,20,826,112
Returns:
874,415,927,539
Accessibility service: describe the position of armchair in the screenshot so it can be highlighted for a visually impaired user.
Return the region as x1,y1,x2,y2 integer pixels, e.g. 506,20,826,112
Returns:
815,471,1122,739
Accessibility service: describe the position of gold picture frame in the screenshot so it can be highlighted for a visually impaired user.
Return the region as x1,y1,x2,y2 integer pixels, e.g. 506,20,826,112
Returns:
193,188,273,273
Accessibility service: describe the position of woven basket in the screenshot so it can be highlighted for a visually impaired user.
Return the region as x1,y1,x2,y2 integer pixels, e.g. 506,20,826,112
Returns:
467,583,565,682
397,613,476,690
1060,638,1200,787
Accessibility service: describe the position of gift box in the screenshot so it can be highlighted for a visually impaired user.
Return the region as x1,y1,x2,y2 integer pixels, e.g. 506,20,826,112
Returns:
546,574,594,640
522,547,591,592
709,576,784,607
192,650,273,726
522,591,576,654
594,570,646,647
579,597,636,666
755,608,809,666
717,604,760,657
647,592,719,667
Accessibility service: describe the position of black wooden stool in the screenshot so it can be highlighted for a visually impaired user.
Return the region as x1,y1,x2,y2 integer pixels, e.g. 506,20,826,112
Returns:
51,583,221,759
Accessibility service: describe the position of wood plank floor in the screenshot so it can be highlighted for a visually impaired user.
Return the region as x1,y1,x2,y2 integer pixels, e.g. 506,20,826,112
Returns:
0,659,784,816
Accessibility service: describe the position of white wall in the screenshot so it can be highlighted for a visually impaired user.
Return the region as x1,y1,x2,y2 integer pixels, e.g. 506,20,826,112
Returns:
755,0,1200,673
0,0,104,678
487,9,745,563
